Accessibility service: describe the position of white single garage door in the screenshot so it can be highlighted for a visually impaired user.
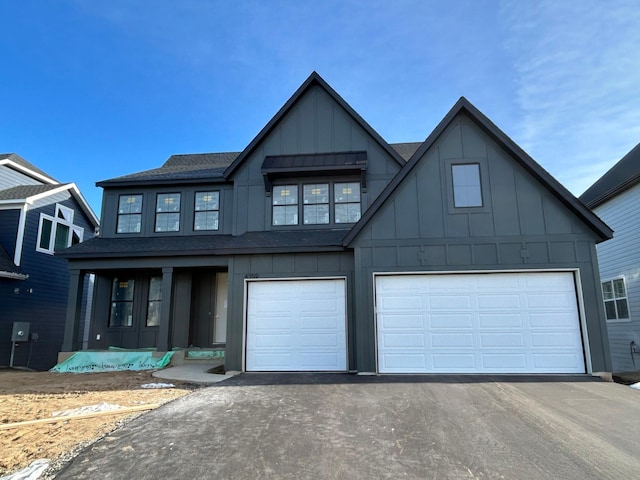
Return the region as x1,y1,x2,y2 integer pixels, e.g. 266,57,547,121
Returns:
246,279,347,371
376,272,585,374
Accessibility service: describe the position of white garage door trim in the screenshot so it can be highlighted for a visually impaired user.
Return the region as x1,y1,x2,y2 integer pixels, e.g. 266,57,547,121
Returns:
374,270,591,374
244,277,348,372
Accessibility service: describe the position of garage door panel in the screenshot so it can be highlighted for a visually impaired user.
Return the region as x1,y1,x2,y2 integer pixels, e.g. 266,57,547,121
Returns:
480,333,525,348
246,279,347,372
478,314,523,328
432,333,474,347
376,272,585,374
430,314,473,329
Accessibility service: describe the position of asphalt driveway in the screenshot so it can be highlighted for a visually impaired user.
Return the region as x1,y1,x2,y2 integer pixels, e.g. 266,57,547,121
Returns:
55,374,640,479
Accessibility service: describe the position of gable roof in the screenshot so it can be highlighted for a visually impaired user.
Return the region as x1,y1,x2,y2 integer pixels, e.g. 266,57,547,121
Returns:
344,97,613,245
0,153,58,184
0,184,65,201
97,152,240,186
579,142,640,208
223,71,406,178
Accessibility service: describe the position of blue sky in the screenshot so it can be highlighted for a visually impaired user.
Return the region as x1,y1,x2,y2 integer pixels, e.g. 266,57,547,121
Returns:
2,0,639,216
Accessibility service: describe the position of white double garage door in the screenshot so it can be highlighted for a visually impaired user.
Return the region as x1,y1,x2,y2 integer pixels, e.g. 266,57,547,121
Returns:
245,272,586,373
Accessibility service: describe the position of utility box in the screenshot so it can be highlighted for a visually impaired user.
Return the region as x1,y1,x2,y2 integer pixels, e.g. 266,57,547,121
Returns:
11,322,30,342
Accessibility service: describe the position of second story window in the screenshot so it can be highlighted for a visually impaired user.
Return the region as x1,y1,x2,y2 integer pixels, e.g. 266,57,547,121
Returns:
602,278,630,321
273,185,298,226
117,194,143,233
194,191,220,231
37,204,84,254
452,163,482,207
334,182,361,223
155,193,181,232
303,184,329,224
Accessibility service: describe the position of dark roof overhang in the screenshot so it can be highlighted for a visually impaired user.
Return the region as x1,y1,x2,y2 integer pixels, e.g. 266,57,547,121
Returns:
261,151,367,192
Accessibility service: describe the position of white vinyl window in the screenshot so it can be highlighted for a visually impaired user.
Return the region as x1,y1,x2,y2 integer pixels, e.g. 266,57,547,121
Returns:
36,204,84,255
452,163,482,207
602,278,630,321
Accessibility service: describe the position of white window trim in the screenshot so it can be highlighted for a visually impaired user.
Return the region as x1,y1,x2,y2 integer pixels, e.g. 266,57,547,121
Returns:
36,204,84,255
601,276,631,323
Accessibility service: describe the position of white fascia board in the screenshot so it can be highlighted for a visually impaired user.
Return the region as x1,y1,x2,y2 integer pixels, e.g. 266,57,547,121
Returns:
0,159,58,184
0,199,27,210
13,203,28,266
24,183,99,228
0,270,28,280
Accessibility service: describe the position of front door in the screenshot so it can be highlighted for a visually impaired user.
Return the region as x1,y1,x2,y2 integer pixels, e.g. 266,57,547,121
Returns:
190,271,227,347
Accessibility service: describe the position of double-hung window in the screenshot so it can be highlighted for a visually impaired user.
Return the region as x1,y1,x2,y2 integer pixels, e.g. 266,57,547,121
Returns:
272,185,298,226
155,193,181,232
303,184,329,224
602,278,630,321
334,182,361,223
117,194,143,233
37,204,84,254
194,191,220,231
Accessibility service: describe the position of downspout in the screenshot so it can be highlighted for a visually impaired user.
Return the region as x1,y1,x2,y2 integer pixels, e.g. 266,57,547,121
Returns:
13,203,28,266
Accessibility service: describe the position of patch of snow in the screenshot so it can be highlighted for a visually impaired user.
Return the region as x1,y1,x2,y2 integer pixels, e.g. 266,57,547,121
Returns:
630,382,640,390
52,403,123,417
0,459,49,480
140,383,175,389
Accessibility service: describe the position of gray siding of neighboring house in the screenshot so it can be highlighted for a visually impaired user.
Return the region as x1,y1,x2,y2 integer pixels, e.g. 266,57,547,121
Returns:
0,192,96,370
350,114,610,372
594,182,640,371
230,85,402,235
99,184,234,238
225,252,355,371
0,165,43,190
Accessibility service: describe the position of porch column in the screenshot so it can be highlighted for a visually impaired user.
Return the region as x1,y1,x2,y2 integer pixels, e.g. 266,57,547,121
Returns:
62,269,84,351
158,267,174,351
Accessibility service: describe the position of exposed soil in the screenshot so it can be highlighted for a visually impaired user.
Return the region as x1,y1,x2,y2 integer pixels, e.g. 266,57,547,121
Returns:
0,368,195,477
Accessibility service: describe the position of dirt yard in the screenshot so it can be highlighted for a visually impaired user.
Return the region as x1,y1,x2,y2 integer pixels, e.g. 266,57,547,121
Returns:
0,368,195,477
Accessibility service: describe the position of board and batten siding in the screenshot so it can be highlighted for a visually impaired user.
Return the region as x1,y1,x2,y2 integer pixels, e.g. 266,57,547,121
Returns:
230,84,402,235
350,113,611,373
594,182,640,371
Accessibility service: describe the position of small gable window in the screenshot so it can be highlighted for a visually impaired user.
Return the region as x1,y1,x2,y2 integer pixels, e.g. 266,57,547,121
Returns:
117,194,143,234
334,182,361,223
273,185,298,226
155,193,181,232
194,191,220,231
37,204,84,255
602,278,630,321
452,163,482,207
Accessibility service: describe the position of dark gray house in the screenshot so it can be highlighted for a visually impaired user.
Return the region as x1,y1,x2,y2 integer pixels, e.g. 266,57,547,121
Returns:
61,72,613,374
580,142,640,371
0,153,98,370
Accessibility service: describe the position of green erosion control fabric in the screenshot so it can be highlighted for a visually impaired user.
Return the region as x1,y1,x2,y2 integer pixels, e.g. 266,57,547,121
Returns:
50,351,174,373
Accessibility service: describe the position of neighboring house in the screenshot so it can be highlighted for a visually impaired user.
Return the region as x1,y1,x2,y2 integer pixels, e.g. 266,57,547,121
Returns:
61,72,613,374
0,153,99,370
580,142,640,371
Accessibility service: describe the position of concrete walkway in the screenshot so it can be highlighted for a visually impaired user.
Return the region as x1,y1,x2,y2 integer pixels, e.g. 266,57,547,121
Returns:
54,374,640,480
152,364,237,385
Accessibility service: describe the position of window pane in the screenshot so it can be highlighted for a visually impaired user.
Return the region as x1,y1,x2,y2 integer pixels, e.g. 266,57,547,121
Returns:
452,164,482,207
195,211,219,230
613,279,626,298
146,302,160,327
273,205,298,225
335,183,360,203
335,203,361,223
602,281,613,300
273,185,298,205
304,204,329,224
149,276,163,301
39,218,53,249
156,212,180,232
303,184,329,204
156,193,181,212
110,302,133,327
117,214,141,233
118,195,142,214
54,224,70,251
616,299,629,319
195,191,219,211
112,278,135,301
604,301,617,320
147,276,163,327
